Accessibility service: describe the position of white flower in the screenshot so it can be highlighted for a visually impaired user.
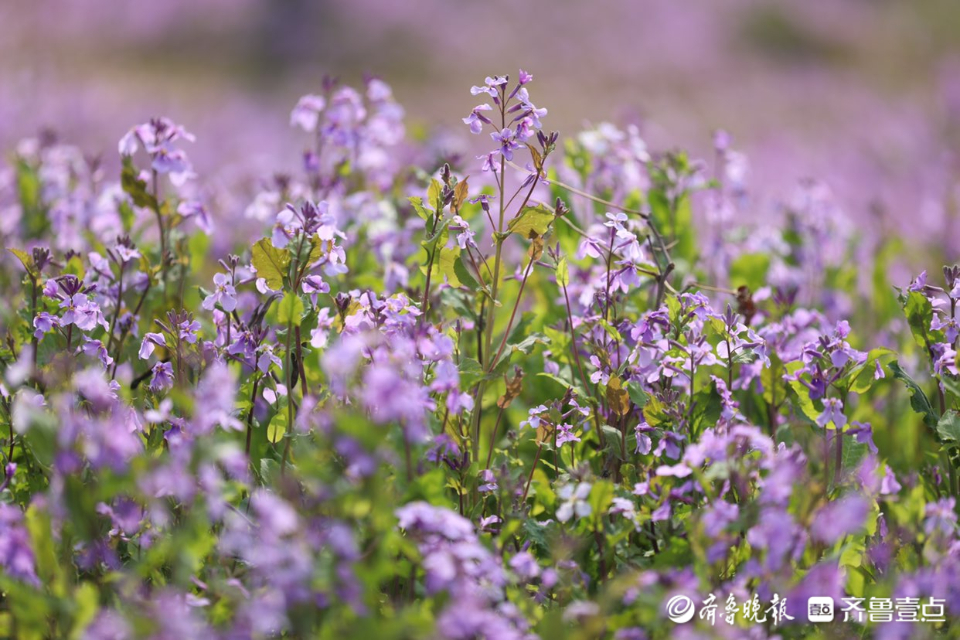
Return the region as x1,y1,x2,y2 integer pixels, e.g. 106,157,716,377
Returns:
556,482,592,523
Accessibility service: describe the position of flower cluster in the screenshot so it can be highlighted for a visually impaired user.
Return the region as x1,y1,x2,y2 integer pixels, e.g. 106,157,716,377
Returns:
0,71,958,640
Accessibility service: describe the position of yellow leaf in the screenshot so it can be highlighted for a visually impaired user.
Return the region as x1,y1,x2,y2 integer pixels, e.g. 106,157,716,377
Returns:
252,239,290,291
606,376,631,417
508,204,554,238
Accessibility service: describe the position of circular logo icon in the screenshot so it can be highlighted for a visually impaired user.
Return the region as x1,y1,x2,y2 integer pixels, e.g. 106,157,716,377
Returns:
665,595,695,624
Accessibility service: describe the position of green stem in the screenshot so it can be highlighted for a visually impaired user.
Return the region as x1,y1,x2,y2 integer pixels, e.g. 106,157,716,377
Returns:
521,442,543,504
105,264,124,353
490,255,535,370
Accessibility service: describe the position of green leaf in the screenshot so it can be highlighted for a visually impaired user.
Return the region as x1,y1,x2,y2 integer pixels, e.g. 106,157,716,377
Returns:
937,410,960,443
251,238,290,291
643,395,668,427
428,178,444,212
458,358,485,389
888,361,938,429
601,425,624,461
453,255,479,290
900,291,938,349
555,257,569,288
537,371,587,399
494,332,550,368
848,347,896,394
16,159,47,238
70,582,100,640
627,384,650,409
729,253,770,291
437,247,462,288
587,480,615,526
267,408,287,444
25,505,62,594
508,204,554,238
277,292,304,327
408,196,432,222
841,435,870,472
6,247,36,277
420,219,450,255
120,156,159,210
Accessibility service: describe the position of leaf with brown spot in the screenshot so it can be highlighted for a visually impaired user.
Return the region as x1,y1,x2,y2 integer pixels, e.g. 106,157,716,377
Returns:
536,419,555,445
528,235,544,261
526,144,543,172
454,178,470,212
497,367,524,409
606,376,631,417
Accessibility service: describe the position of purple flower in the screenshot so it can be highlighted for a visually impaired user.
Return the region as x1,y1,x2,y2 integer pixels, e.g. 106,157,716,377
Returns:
816,397,846,429
509,551,540,580
301,274,330,305
908,270,928,292
139,333,167,360
656,463,692,478
192,362,242,433
490,127,520,161
462,104,493,135
477,469,498,493
177,318,201,344
701,501,739,537
60,293,108,332
634,422,653,454
80,337,114,368
924,498,957,535
149,362,174,392
425,434,462,470
290,94,327,131
450,215,476,249
519,405,549,430
202,273,237,312
932,315,960,343
811,496,869,543
556,423,580,447
119,117,196,185
0,504,39,586
33,312,60,339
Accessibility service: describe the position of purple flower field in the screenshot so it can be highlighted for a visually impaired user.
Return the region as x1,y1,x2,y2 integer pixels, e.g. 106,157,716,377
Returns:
2,5,960,640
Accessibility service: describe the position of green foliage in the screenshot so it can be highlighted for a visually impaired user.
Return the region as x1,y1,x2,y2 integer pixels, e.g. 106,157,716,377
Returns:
251,238,290,290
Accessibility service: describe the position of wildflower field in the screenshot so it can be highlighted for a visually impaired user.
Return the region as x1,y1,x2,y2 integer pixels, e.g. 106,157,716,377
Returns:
1,67,960,640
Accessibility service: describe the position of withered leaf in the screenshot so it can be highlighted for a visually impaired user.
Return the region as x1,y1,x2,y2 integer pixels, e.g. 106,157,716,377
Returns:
497,367,524,409
606,376,631,417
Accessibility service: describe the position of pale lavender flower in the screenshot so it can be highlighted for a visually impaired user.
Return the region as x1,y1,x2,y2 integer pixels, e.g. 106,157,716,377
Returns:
301,274,329,305
463,104,493,134
202,273,237,312
924,498,957,535
139,333,166,359
932,315,960,343
520,405,549,430
290,94,327,132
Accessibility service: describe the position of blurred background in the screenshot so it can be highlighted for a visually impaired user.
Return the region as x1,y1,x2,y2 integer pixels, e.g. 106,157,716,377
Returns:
2,0,960,237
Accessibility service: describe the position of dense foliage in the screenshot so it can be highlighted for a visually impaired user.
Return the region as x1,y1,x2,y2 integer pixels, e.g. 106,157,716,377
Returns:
1,72,959,639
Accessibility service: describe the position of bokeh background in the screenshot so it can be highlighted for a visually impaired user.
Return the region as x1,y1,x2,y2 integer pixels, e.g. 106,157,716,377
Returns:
3,0,960,238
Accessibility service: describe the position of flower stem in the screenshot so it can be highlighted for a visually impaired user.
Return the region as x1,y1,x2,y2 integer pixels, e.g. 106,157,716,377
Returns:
521,442,543,504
